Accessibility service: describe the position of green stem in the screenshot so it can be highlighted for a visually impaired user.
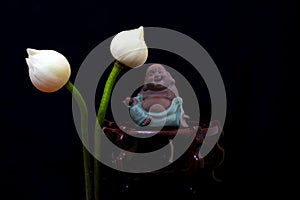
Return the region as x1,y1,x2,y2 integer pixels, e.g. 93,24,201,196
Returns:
65,81,93,200
97,61,124,125
94,61,124,200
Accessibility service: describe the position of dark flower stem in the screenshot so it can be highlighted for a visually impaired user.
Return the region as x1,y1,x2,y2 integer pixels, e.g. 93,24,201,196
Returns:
65,81,93,200
94,61,123,200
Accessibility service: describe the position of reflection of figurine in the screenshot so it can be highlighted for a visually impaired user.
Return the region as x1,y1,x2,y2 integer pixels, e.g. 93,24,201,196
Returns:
124,64,189,127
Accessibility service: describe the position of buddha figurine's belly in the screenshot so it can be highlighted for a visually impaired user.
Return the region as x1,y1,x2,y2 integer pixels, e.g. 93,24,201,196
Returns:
142,97,172,112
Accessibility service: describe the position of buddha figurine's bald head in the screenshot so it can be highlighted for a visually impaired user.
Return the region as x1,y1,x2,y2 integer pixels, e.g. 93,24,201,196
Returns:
144,64,178,96
145,64,174,86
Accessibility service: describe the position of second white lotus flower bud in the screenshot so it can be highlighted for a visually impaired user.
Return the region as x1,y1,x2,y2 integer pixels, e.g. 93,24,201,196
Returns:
110,26,148,68
25,48,71,93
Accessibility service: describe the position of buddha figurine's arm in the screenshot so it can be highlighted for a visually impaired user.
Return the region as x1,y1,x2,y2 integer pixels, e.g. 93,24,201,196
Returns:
123,97,138,107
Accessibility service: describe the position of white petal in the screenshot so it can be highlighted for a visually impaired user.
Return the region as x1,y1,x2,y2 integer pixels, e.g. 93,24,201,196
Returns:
27,48,40,56
25,48,71,93
25,58,33,70
137,26,144,40
110,26,148,68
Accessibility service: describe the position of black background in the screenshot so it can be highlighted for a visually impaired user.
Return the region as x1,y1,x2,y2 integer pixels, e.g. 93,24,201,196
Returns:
1,0,296,199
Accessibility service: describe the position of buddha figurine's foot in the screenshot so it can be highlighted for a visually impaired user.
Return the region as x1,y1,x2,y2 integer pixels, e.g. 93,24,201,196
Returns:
141,117,151,126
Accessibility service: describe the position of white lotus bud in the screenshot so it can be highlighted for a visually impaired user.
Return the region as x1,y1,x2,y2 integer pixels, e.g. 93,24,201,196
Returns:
110,26,148,68
25,48,71,93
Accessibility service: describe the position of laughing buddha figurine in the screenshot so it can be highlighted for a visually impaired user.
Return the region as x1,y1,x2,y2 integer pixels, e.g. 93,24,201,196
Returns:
124,64,189,128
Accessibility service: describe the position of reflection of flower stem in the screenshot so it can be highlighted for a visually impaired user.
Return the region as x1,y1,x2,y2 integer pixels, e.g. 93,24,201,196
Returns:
94,61,123,200
65,81,93,200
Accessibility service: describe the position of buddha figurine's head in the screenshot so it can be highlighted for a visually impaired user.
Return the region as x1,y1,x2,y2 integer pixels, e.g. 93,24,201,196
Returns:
143,64,178,97
144,64,175,87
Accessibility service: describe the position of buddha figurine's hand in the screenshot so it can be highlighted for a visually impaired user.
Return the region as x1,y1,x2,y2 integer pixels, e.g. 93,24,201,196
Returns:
123,97,138,107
